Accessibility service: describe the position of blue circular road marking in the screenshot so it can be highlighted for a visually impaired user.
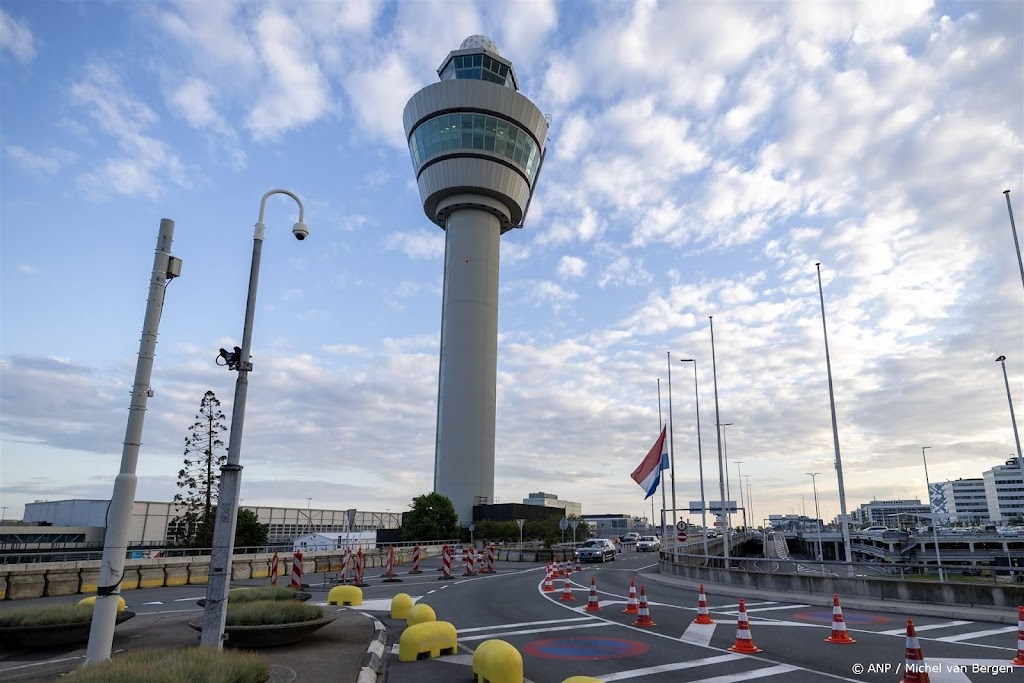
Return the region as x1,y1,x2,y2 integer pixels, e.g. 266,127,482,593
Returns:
522,637,648,660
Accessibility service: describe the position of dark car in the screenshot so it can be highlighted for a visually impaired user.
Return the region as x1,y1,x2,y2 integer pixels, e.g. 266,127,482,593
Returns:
575,539,617,562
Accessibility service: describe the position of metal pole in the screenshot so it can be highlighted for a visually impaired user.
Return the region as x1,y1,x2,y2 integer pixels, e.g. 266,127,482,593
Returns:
1004,191,1024,290
201,190,306,648
735,461,746,530
721,423,733,531
709,316,730,567
657,379,667,545
996,356,1024,474
921,447,945,582
807,472,824,576
815,263,854,573
666,352,678,533
745,475,753,531
87,219,178,663
681,359,710,559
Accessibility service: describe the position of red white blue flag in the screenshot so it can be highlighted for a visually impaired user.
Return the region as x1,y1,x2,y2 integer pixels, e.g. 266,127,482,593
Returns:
631,426,669,499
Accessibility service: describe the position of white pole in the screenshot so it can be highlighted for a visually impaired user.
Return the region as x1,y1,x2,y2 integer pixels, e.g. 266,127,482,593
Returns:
1003,191,1024,290
807,472,824,576
996,356,1024,474
666,352,678,535
680,359,710,559
735,461,746,530
709,316,730,568
201,190,307,648
657,379,667,546
921,446,945,582
815,263,854,574
87,219,179,663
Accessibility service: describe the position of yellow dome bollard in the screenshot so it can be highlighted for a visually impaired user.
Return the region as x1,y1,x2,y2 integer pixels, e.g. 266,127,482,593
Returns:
77,595,126,612
472,639,523,683
406,602,436,626
391,592,414,619
328,584,363,606
562,678,604,683
398,621,457,661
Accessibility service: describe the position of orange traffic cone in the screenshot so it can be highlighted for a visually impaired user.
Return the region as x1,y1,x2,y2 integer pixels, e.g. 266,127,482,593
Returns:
561,561,569,578
632,586,656,627
575,556,582,572
622,578,638,614
1011,606,1023,665
585,577,602,612
902,619,930,683
728,599,762,653
825,593,856,644
693,583,714,624
542,568,555,592
560,576,575,601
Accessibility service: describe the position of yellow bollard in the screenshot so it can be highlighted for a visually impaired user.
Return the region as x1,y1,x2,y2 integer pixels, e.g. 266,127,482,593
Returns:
398,621,457,661
391,592,414,619
472,639,523,683
328,584,363,606
78,595,126,612
407,602,436,626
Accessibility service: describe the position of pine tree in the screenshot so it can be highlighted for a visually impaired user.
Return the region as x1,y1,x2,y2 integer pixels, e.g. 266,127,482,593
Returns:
172,390,227,546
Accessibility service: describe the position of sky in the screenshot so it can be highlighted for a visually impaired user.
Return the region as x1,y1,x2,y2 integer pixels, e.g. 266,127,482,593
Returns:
1,0,1022,528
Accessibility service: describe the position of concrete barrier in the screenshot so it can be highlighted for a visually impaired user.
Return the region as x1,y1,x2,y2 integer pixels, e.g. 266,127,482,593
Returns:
187,562,209,585
138,565,165,589
472,639,522,683
164,561,190,586
43,564,80,597
0,572,8,600
78,566,100,593
399,621,457,662
230,559,252,581
7,569,46,600
119,565,141,591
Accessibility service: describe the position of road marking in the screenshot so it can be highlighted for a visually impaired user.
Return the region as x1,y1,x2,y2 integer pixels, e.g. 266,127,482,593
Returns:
459,621,609,641
599,653,744,680
729,604,811,613
352,597,420,612
0,656,84,672
690,664,800,682
934,625,1017,642
135,607,202,615
174,597,202,602
716,601,778,610
458,616,596,633
680,621,716,646
143,601,164,605
927,658,1016,683
877,620,971,635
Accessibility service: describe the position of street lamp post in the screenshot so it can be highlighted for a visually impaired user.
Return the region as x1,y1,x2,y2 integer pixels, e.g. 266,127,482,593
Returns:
921,446,945,582
200,189,308,649
744,475,753,531
815,263,854,574
995,356,1024,475
708,316,730,568
735,461,746,530
720,423,734,531
1003,191,1024,290
807,472,825,576
680,359,710,559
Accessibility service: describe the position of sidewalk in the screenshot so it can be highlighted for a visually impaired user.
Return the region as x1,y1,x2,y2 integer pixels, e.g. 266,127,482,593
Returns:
0,605,383,683
639,569,1021,624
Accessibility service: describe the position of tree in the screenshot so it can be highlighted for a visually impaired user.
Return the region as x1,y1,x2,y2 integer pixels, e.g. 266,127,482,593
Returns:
193,507,268,548
172,390,227,546
402,492,459,542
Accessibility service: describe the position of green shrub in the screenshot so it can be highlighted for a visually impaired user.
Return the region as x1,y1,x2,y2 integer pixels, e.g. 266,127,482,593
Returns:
67,647,268,683
225,600,323,626
0,604,94,627
227,586,301,603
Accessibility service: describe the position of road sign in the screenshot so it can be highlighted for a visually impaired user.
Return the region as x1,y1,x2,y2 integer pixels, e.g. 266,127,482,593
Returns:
675,520,688,531
559,517,569,531
569,519,580,531
677,531,688,542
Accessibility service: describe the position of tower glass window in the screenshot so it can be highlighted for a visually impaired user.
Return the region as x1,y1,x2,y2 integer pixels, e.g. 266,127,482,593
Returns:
409,112,541,184
440,52,515,89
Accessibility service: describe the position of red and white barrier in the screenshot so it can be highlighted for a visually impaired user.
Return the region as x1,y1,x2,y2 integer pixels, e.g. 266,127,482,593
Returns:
270,552,279,586
340,548,351,584
410,545,423,574
290,550,304,589
354,547,366,586
483,544,496,574
1012,605,1024,665
439,544,453,580
383,545,402,582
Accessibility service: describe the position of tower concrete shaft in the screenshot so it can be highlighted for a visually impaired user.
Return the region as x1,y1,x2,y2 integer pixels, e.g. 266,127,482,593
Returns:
404,35,547,522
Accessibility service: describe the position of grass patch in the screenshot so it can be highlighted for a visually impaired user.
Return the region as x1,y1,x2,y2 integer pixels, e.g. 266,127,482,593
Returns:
68,647,268,683
227,586,303,603
0,604,94,627
225,600,323,626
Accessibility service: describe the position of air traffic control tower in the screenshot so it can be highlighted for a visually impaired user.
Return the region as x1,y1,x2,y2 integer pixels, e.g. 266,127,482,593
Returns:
403,35,548,522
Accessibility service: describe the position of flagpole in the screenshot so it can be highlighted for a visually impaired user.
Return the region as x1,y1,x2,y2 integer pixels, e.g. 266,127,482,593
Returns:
667,352,679,539
657,379,667,545
709,316,730,569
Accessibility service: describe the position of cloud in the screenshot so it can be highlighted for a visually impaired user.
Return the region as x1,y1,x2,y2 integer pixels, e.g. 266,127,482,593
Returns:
382,229,444,260
166,76,246,169
558,256,587,279
0,9,35,62
5,146,76,176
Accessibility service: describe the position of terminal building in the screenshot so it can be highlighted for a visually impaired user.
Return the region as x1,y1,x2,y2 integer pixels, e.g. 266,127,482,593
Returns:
522,491,581,518
941,478,990,524
983,457,1024,522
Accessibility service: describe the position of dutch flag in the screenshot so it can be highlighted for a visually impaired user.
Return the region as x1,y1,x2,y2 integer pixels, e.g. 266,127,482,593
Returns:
631,426,669,499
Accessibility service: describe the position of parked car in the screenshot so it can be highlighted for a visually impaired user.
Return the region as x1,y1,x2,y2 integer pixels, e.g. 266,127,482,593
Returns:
705,529,721,538
636,535,661,552
575,539,617,562
619,532,641,543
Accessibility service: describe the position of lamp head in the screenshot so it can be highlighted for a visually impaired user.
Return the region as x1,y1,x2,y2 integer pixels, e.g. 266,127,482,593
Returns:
292,221,309,241
996,355,1006,362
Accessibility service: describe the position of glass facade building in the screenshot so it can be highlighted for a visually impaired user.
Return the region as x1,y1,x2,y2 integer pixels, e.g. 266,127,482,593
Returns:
408,112,541,183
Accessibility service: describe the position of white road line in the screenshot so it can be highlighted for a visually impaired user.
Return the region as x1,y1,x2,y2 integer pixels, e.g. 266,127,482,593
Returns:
691,664,800,682
174,596,203,601
599,653,744,681
135,607,202,615
459,621,609,641
142,601,164,605
877,620,972,636
733,604,811,613
0,656,84,672
457,616,596,633
716,601,778,610
680,621,716,646
934,625,1017,642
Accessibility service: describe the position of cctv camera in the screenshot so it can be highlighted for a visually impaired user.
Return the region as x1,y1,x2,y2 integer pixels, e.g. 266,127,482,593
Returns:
292,221,309,241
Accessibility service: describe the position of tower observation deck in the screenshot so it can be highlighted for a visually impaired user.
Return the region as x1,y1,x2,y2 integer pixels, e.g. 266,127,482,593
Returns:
403,35,548,522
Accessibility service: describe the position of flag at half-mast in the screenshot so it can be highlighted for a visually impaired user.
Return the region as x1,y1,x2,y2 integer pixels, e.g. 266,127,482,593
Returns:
631,425,669,499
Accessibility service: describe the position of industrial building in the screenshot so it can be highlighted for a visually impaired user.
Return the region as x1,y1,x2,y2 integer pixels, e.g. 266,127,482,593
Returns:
983,457,1024,522
522,491,581,518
